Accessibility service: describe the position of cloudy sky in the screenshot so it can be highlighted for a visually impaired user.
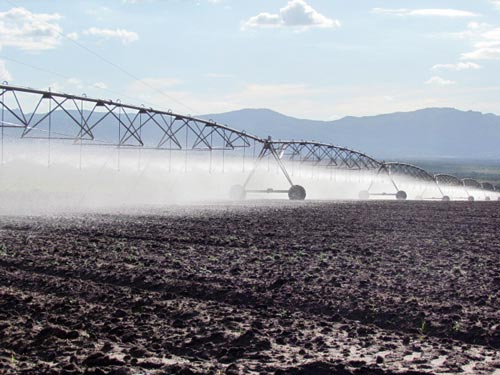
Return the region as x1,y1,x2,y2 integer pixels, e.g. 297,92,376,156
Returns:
0,0,499,119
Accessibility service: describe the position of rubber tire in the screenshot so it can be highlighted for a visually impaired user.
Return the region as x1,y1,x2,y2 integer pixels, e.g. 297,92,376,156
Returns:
485,196,491,201
229,185,246,201
358,190,370,200
442,196,451,202
468,196,475,202
396,191,407,201
288,185,306,201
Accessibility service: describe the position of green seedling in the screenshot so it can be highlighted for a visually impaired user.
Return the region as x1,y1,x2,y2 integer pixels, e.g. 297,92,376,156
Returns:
0,244,7,256
419,320,426,336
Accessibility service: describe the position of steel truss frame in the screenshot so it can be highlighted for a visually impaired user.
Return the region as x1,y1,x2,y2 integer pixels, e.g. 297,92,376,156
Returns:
0,84,498,201
463,178,482,189
435,174,469,200
0,84,261,151
482,182,495,191
271,141,381,170
362,162,447,201
481,183,495,201
237,139,382,199
435,174,463,187
0,84,384,200
461,178,485,201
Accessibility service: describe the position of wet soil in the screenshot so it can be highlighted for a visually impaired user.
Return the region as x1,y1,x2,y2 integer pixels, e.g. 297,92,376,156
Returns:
0,201,499,374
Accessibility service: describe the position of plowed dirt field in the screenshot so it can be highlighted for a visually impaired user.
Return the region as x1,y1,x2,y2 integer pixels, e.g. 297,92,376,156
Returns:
1,201,499,374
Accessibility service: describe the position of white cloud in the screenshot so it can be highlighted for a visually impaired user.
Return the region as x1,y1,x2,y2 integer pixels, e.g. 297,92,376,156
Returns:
457,24,500,60
0,60,12,81
475,40,500,48
83,27,139,45
65,78,85,90
372,8,479,18
280,0,339,28
67,32,79,41
443,22,500,60
468,21,487,30
244,0,340,30
449,21,491,39
0,7,62,52
432,62,481,71
245,13,282,28
483,28,500,41
206,73,235,79
425,76,456,86
93,82,108,89
461,47,500,60
490,1,500,11
67,78,83,86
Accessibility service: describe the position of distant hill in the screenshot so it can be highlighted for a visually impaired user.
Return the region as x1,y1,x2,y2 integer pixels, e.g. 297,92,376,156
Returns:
3,107,500,160
202,108,500,160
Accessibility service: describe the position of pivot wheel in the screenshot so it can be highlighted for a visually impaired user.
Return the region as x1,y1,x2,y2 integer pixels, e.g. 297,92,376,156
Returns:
288,185,306,201
442,195,451,202
396,190,407,201
229,185,246,201
358,190,370,200
468,196,475,202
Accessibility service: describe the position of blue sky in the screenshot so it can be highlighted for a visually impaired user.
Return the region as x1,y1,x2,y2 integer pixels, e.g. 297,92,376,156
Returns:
0,0,499,119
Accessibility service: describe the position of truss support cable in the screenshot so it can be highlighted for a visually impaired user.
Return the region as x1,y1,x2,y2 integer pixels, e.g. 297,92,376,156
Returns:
80,98,84,170
169,138,172,173
267,143,294,187
243,144,268,190
242,144,246,173
117,106,121,172
1,103,4,166
184,125,188,173
48,95,52,168
209,132,213,174
138,112,143,172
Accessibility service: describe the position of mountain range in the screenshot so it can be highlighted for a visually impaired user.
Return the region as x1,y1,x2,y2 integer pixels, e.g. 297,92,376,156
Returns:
3,106,500,160
201,107,500,160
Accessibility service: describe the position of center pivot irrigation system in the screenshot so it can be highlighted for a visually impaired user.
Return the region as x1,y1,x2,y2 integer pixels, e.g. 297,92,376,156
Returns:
0,83,499,201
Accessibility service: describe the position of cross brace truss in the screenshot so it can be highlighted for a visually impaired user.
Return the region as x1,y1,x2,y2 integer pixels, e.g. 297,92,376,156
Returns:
0,84,498,201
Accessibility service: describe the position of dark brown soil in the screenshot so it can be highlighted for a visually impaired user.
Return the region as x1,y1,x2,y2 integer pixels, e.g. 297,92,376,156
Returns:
1,201,499,374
